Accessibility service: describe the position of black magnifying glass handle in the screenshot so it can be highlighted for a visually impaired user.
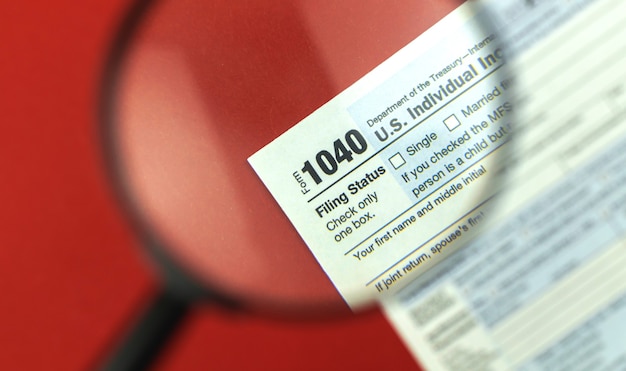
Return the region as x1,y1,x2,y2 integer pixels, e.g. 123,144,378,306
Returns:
101,289,189,371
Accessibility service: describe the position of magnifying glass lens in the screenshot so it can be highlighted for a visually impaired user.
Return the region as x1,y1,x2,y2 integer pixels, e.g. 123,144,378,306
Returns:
105,0,509,315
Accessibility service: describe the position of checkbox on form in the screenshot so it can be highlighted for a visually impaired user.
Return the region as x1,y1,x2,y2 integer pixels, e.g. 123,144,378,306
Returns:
443,114,461,131
389,152,406,170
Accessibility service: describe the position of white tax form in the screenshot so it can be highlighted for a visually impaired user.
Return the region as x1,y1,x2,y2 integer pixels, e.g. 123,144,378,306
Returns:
382,0,626,369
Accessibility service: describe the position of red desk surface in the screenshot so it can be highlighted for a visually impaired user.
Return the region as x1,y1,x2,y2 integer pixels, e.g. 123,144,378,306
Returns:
0,1,425,369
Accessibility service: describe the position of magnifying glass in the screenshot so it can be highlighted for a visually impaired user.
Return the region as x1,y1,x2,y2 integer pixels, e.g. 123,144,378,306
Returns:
100,0,512,369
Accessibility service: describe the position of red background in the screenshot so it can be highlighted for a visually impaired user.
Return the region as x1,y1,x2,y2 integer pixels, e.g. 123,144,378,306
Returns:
0,1,440,369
